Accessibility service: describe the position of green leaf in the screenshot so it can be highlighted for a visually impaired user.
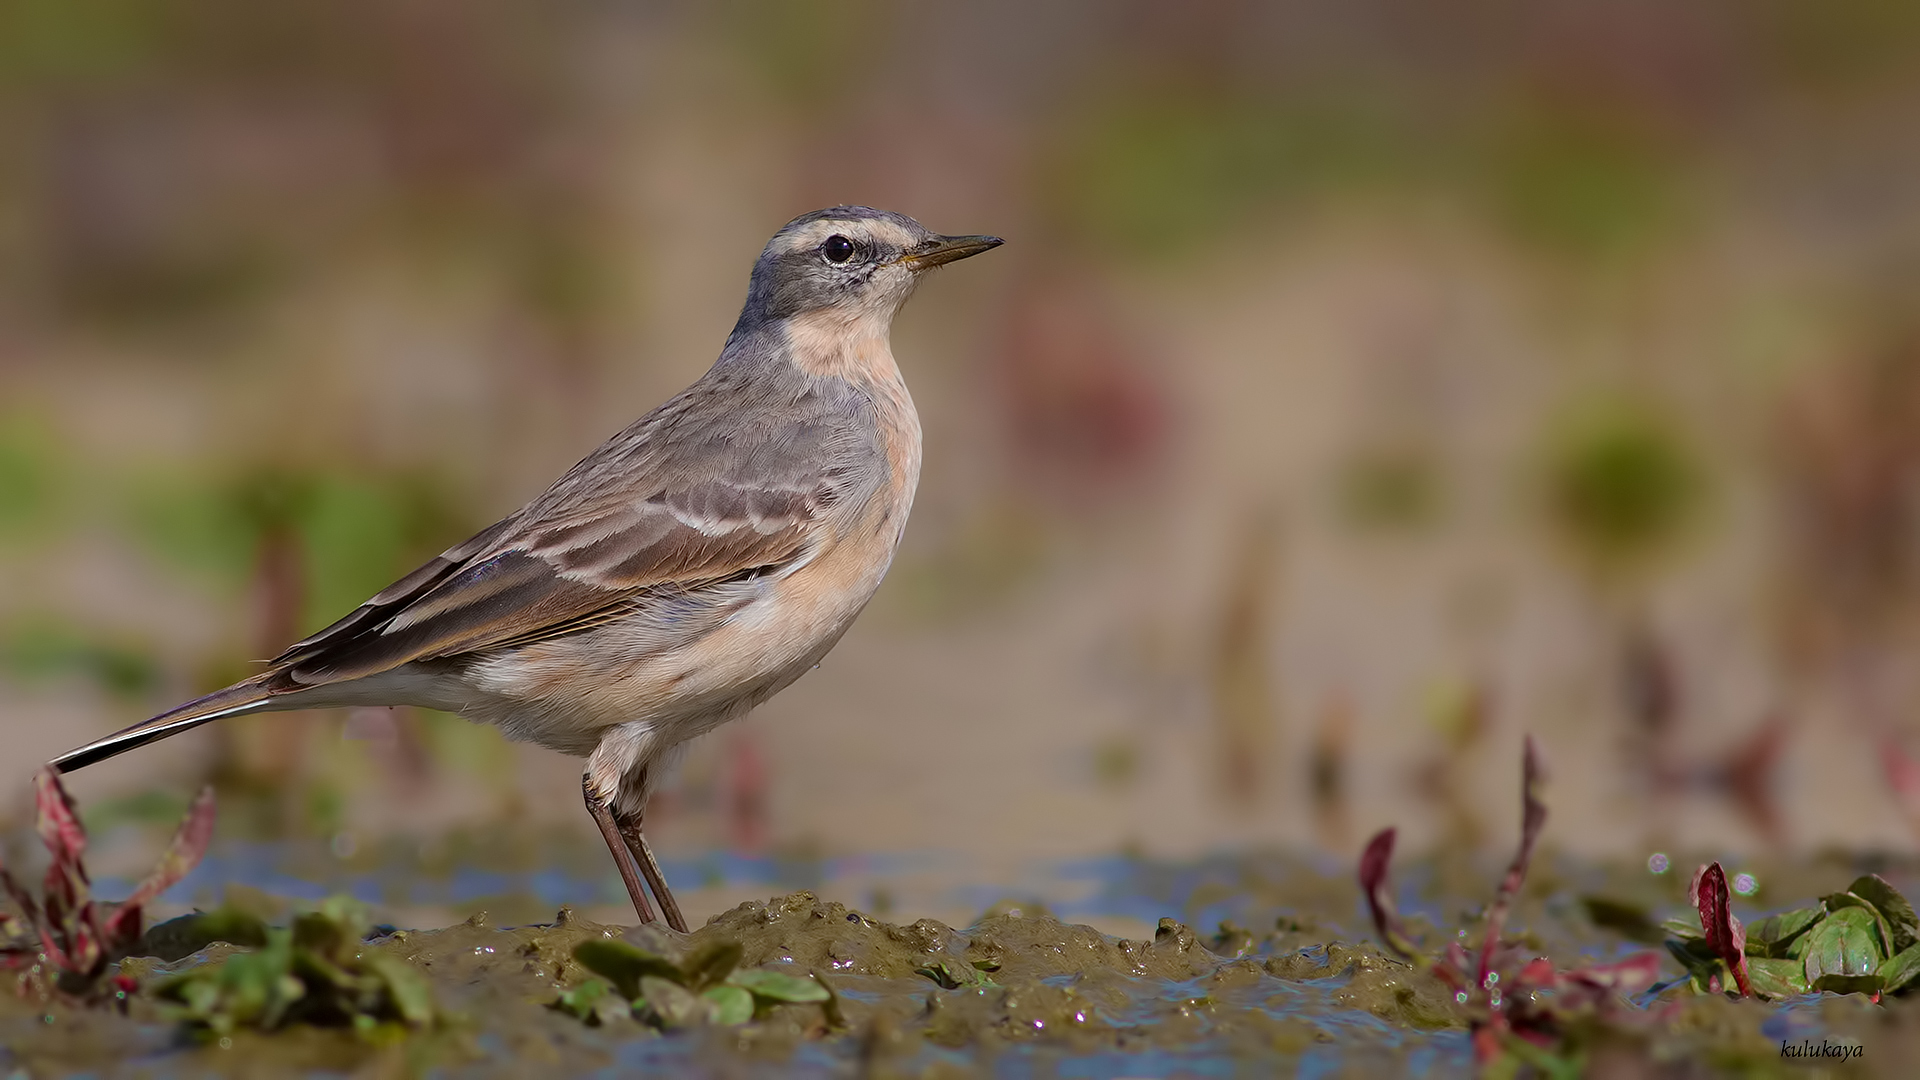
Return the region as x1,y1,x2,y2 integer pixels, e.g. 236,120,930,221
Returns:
1745,907,1823,956
813,971,846,1030
292,899,368,965
702,984,754,1026
362,954,434,1026
1499,1029,1586,1080
138,909,271,962
916,957,997,989
1746,957,1811,999
159,928,306,1032
573,940,684,1000
1849,875,1919,953
1660,917,1703,940
729,968,830,1003
1811,972,1884,995
1877,943,1920,994
1822,892,1894,956
549,978,611,1023
680,940,744,991
1664,937,1719,974
288,940,358,995
1804,907,1884,988
1582,896,1665,944
640,975,710,1028
155,899,440,1036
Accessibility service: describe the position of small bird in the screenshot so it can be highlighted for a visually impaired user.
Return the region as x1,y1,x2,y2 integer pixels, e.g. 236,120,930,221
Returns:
50,207,1002,931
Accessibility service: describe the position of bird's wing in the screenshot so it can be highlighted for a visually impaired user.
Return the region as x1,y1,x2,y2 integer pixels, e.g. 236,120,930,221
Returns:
271,379,874,687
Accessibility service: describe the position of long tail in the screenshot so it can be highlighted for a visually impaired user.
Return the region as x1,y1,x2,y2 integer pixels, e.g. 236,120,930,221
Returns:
51,677,282,773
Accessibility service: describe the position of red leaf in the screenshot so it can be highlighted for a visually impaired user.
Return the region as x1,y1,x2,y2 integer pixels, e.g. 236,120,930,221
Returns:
1566,952,1662,994
33,769,94,963
33,768,89,870
1513,1026,1559,1048
103,786,215,944
1359,828,1395,900
1515,956,1558,990
1471,1026,1503,1063
67,919,102,975
1694,862,1752,997
1435,941,1473,991
1359,828,1418,959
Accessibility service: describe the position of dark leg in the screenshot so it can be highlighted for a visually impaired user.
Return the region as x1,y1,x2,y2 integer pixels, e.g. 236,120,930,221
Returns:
616,805,688,933
583,774,657,925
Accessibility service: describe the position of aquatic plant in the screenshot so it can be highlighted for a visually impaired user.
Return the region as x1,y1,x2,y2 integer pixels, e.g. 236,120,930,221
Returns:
1359,737,1663,1072
553,937,835,1029
1653,863,1920,1001
914,955,1000,990
0,767,213,1004
153,896,437,1037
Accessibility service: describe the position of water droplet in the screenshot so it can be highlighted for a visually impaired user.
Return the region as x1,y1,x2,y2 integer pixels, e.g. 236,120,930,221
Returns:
1647,853,1670,874
218,1037,233,1049
1733,873,1758,896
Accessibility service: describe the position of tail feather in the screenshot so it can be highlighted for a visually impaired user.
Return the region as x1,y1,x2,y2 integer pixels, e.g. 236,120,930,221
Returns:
51,679,281,773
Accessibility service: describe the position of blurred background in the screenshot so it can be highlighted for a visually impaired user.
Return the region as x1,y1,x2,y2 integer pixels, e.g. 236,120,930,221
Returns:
5,0,1920,927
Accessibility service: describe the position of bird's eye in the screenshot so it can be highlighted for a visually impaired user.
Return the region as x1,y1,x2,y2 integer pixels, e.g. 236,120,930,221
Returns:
822,235,855,264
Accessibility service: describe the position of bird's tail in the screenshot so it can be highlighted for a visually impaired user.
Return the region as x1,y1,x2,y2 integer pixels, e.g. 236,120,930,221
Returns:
51,677,282,773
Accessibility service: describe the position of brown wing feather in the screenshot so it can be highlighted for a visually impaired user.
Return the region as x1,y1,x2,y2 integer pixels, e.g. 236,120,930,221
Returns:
286,509,812,685
269,515,522,666
271,371,875,689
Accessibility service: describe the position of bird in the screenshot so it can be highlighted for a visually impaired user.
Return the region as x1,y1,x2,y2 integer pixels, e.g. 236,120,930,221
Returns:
49,206,1003,932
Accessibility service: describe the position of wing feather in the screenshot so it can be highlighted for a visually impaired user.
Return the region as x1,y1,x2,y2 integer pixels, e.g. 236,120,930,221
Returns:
268,373,878,691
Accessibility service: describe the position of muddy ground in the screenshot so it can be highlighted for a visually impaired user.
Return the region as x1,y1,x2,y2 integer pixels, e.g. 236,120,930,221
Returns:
5,848,1918,1078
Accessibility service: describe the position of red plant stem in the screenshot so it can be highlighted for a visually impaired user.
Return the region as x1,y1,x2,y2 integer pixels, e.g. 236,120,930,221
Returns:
1477,736,1547,987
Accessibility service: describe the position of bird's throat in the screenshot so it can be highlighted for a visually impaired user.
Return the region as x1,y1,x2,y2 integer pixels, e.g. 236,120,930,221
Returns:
781,307,904,385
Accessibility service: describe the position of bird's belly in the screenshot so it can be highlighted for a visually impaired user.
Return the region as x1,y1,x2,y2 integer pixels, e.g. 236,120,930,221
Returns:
451,511,903,757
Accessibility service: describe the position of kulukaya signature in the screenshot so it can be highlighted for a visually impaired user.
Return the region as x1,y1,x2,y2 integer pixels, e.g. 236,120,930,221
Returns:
1779,1038,1863,1061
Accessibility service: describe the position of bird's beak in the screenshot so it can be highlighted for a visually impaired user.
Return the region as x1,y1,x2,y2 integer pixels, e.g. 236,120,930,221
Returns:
899,234,1004,271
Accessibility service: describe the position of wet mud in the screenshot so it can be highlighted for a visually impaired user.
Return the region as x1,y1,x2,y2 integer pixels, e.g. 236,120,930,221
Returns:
5,853,1919,1077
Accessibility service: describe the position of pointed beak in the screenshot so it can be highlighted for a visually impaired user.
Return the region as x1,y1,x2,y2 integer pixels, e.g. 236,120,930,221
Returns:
899,233,1004,271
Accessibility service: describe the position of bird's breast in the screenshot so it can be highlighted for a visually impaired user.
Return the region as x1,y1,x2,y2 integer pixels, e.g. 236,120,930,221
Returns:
623,364,921,731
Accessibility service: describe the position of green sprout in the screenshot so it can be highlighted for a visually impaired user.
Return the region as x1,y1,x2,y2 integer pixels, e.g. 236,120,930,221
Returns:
154,897,436,1038
551,937,833,1029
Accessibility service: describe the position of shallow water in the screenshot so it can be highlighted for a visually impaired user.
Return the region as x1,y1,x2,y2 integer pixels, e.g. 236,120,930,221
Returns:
5,830,1918,1077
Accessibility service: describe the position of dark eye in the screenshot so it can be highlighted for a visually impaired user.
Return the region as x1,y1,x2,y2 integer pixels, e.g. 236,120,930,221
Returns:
822,235,855,264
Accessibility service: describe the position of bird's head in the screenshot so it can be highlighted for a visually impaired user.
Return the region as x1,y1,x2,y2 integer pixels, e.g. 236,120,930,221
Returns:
741,206,1002,330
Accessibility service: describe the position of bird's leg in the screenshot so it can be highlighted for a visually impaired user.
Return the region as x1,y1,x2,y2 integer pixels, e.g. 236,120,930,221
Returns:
615,803,688,933
582,774,657,925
